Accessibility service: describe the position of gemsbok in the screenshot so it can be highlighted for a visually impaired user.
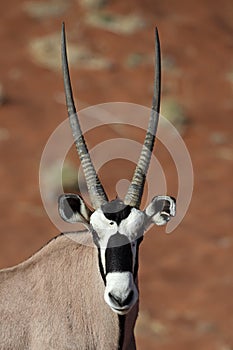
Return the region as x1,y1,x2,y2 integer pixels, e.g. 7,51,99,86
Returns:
0,23,176,349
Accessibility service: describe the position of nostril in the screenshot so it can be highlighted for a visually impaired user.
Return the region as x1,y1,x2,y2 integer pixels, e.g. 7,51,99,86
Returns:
108,290,134,307
124,290,134,305
108,292,122,307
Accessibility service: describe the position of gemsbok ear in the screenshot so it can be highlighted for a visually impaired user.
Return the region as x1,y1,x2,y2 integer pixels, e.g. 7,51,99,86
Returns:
145,196,176,226
58,194,92,224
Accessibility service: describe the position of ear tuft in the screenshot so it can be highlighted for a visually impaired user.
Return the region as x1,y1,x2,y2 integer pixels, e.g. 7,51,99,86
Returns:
145,196,176,226
58,194,92,224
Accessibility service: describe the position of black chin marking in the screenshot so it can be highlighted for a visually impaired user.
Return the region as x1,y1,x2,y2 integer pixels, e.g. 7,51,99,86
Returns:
101,199,132,225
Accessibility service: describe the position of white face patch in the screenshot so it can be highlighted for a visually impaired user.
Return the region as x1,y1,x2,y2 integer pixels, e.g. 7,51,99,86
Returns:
119,208,146,241
90,207,145,272
90,208,145,247
90,209,118,248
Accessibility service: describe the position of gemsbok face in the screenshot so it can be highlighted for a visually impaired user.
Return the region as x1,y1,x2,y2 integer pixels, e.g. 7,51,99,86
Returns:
58,24,176,316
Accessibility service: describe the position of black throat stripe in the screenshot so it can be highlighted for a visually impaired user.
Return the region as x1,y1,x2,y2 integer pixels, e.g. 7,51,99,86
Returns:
118,315,125,350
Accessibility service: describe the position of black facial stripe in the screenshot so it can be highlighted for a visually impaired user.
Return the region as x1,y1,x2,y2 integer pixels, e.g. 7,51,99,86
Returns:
105,233,133,273
133,236,143,278
91,230,106,285
101,199,132,225
97,248,106,285
91,228,99,246
92,229,143,284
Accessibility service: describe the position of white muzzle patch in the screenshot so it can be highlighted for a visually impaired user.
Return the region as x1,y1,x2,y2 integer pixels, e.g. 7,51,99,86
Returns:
104,272,138,315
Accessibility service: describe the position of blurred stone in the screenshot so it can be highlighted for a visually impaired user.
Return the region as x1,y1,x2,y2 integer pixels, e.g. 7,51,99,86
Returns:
8,68,22,81
196,320,216,334
150,320,168,336
86,12,146,35
62,161,79,192
0,128,9,141
42,160,80,199
18,202,44,217
226,69,233,87
221,345,233,350
29,33,111,71
23,1,68,19
78,0,107,10
161,98,188,134
0,83,6,106
125,53,179,72
29,34,61,71
125,53,148,68
162,55,177,72
217,237,232,248
216,147,233,161
161,56,182,95
135,311,168,337
210,132,228,145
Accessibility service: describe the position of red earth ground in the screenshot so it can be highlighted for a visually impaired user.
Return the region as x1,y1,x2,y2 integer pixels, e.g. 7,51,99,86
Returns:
0,1,232,349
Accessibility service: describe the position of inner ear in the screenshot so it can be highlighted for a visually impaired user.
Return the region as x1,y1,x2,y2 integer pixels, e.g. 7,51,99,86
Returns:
58,193,92,224
145,195,176,226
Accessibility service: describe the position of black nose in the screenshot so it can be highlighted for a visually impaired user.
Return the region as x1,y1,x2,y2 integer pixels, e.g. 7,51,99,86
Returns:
109,290,134,307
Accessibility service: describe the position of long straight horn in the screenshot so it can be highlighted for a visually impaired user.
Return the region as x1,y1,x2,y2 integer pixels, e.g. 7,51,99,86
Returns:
61,23,108,209
124,28,161,208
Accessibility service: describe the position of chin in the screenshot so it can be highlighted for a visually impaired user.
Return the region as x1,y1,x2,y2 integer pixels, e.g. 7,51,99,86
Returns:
110,306,132,315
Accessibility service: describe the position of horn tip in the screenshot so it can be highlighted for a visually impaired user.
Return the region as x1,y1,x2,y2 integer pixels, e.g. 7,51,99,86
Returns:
62,22,65,35
154,27,160,46
154,27,159,37
61,22,66,39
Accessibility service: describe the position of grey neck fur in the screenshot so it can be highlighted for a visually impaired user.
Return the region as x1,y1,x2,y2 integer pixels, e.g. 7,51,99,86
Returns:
0,232,138,350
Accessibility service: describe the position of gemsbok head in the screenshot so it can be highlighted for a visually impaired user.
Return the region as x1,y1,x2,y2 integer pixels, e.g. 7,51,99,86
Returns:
0,23,176,350
59,23,176,316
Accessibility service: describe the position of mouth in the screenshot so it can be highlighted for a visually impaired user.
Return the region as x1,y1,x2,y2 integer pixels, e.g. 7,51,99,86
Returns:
110,305,132,315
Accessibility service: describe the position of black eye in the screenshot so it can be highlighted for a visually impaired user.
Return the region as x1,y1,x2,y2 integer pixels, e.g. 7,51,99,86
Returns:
109,221,114,225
